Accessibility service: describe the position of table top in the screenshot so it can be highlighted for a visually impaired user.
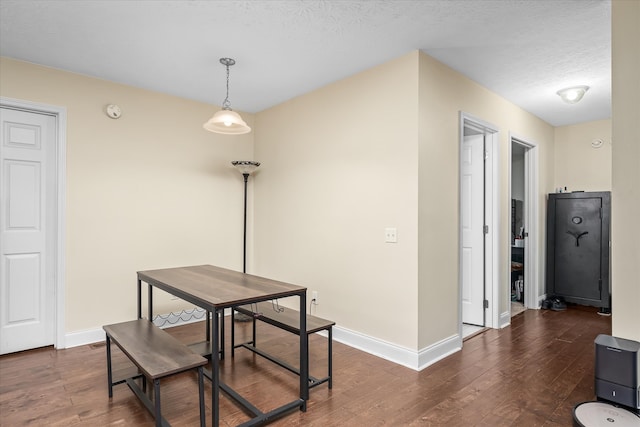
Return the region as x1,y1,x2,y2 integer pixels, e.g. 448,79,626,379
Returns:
137,264,306,310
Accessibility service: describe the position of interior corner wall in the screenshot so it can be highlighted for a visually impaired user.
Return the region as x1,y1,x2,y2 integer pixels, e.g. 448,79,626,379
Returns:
553,119,612,192
417,52,555,347
0,57,254,335
253,52,421,350
611,0,640,342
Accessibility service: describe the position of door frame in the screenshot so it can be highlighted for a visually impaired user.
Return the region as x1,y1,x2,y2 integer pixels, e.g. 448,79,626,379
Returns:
1,96,67,349
509,133,540,311
458,112,500,330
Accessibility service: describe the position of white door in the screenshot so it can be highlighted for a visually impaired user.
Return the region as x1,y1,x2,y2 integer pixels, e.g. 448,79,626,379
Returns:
0,107,56,354
461,133,484,325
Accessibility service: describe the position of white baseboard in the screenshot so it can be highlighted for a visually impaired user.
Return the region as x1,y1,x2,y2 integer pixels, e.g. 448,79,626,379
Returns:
65,327,106,348
64,308,216,349
65,312,462,372
333,325,461,371
499,310,511,328
418,334,462,370
538,294,547,308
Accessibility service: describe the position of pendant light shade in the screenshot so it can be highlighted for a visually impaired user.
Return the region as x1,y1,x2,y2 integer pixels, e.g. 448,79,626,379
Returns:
203,58,251,135
203,109,251,134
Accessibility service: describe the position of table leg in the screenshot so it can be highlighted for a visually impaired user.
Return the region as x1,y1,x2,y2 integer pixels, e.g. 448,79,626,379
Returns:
300,291,309,407
206,310,210,352
137,279,142,319
220,311,225,360
212,308,220,427
328,327,333,389
148,284,153,321
231,309,235,357
106,335,113,398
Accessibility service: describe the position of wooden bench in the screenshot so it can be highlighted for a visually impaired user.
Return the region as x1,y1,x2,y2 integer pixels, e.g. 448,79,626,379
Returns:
103,319,208,427
232,301,335,389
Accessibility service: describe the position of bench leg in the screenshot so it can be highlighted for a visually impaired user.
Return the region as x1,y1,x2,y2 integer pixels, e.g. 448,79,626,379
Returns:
153,378,161,427
198,366,205,427
106,335,113,398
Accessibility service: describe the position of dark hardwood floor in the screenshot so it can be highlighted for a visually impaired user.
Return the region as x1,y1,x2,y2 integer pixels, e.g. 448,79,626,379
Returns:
0,305,611,426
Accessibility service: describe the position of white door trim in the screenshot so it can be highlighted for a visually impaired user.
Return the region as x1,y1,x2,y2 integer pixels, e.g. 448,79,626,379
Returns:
509,133,540,310
1,96,67,349
459,112,500,330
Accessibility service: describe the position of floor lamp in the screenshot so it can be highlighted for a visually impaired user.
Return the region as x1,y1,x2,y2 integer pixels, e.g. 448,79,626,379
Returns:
231,160,260,320
231,160,260,273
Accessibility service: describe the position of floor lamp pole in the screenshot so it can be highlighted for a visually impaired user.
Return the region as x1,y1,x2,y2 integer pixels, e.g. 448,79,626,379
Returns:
231,160,260,322
242,173,249,273
231,160,260,277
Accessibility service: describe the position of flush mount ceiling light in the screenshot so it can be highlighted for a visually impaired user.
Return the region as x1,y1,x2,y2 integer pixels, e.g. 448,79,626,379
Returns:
203,58,251,135
556,85,590,104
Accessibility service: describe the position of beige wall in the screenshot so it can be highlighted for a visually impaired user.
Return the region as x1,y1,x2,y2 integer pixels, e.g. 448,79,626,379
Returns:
417,52,555,346
0,57,254,333
254,50,555,353
611,0,640,342
254,52,421,349
554,119,612,192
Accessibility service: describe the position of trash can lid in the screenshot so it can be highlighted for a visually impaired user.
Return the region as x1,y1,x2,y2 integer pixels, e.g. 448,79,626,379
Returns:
573,401,640,427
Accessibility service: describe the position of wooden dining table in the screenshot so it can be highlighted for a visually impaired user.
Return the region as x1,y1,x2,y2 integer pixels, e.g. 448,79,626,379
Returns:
136,264,309,426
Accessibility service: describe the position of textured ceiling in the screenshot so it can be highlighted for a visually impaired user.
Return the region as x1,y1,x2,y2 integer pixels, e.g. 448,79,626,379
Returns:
0,0,611,127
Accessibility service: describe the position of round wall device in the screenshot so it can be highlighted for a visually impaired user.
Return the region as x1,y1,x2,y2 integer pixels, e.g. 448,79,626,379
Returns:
106,104,122,119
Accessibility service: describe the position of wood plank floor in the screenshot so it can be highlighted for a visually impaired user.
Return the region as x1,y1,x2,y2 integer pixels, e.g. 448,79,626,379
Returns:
0,305,611,426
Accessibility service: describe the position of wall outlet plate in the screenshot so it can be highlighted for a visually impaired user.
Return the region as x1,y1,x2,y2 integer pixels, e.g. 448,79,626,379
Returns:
385,228,397,243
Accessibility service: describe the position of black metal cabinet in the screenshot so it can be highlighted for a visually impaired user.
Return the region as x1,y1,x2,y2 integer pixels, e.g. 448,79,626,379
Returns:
546,191,611,309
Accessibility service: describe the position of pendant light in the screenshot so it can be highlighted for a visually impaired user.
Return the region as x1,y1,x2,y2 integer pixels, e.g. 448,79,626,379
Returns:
203,58,251,135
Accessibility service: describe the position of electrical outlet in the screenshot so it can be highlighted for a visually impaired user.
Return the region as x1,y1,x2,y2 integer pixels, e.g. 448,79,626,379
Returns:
311,291,318,305
385,227,397,243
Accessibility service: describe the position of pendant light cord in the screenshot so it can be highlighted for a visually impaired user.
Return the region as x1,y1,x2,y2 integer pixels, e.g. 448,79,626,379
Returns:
222,62,231,110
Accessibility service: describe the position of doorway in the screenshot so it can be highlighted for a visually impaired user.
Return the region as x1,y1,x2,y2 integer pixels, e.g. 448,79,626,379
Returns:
510,134,539,313
459,112,499,335
0,97,66,354
511,143,526,315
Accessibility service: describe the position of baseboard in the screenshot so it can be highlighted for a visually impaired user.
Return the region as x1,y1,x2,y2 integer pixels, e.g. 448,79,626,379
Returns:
65,327,106,349
499,310,511,328
333,325,460,371
417,333,462,371
64,308,221,349
538,294,547,308
65,312,462,372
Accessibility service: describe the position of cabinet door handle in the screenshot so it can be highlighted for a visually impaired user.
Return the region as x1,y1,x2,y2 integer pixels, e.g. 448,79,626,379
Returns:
566,230,589,247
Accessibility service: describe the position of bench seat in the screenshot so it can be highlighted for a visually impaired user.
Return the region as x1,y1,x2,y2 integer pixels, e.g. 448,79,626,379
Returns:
232,301,335,389
103,319,207,427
